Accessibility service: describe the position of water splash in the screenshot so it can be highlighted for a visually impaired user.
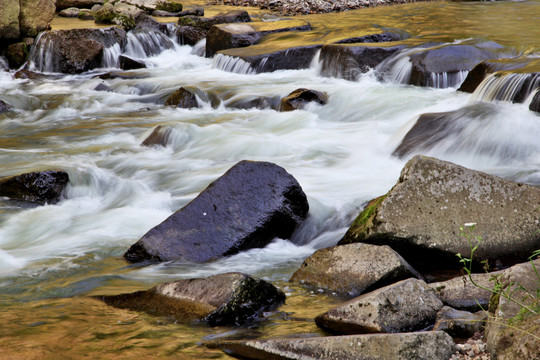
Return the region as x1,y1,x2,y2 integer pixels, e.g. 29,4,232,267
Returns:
124,29,175,58
212,54,255,74
428,70,469,89
470,72,540,103
101,43,122,68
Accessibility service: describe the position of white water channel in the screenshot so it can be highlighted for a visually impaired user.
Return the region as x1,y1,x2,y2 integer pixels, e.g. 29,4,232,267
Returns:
1,19,540,304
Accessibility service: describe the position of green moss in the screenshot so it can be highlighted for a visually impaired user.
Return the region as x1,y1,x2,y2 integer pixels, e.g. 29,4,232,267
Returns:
156,1,183,13
177,16,199,27
94,8,116,24
340,195,386,244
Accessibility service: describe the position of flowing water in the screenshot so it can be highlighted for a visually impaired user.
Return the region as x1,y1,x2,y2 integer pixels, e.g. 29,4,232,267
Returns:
1,1,540,358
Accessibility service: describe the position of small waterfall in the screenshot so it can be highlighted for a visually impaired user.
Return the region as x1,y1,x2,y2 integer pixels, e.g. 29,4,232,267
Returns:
380,55,412,84
318,46,363,81
0,56,8,70
428,70,469,89
212,54,255,74
124,29,175,58
27,32,56,72
101,43,122,68
470,72,540,103
191,39,206,57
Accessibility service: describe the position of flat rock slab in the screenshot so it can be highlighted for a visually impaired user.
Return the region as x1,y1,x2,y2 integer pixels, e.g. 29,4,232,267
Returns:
315,278,443,334
0,170,69,204
290,243,421,297
340,155,540,269
207,331,455,360
96,272,286,326
124,160,309,263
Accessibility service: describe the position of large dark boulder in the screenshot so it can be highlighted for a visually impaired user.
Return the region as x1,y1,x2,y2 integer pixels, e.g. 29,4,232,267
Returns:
30,27,127,74
96,272,286,326
290,243,422,297
124,160,309,263
207,331,455,360
319,43,405,81
315,278,443,334
340,155,540,270
279,88,328,112
0,170,69,204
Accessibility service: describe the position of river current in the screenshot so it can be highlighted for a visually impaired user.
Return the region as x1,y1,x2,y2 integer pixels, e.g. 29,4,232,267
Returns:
1,1,539,358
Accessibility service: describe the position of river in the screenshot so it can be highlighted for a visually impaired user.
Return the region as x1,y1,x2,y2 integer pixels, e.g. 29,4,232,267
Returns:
0,1,539,358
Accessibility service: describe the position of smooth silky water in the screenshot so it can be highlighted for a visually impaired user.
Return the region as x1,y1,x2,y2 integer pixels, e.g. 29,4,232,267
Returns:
1,1,540,358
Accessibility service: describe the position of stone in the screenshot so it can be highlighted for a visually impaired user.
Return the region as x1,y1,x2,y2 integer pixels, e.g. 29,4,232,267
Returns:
134,12,169,33
55,0,105,11
486,314,540,360
206,20,311,58
0,170,69,204
175,26,207,46
113,2,145,19
530,90,540,113
334,32,405,44
0,0,20,39
315,278,443,334
280,88,328,111
96,272,286,326
433,306,487,338
429,272,502,312
140,125,173,147
226,95,281,110
0,100,11,113
78,9,95,20
207,331,455,360
94,2,135,30
124,160,309,263
319,43,405,81
164,87,199,108
340,155,540,270
177,10,251,30
19,0,56,38
290,243,422,297
177,7,204,17
119,55,146,70
58,7,81,18
6,43,28,69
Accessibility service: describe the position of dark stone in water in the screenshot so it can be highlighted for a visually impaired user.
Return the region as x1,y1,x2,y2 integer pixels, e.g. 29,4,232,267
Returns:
175,25,207,46
530,91,540,113
164,87,199,108
226,95,281,110
140,125,173,147
0,170,69,204
94,82,112,92
55,0,104,11
0,99,11,112
13,69,63,80
124,160,309,263
280,88,328,111
96,272,286,326
333,31,404,44
119,55,146,70
134,12,170,34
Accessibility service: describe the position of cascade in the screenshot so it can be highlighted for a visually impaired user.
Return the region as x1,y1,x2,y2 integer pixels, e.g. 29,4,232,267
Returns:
124,29,175,58
211,54,256,74
470,72,540,103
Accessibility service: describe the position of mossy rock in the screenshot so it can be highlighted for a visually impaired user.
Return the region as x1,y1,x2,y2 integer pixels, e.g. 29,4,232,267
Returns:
340,195,386,244
156,1,182,13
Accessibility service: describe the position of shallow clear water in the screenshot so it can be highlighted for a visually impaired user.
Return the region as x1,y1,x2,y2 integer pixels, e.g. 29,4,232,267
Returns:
1,1,540,358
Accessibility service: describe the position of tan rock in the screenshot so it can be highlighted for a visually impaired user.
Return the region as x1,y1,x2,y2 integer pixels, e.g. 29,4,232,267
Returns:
19,0,56,38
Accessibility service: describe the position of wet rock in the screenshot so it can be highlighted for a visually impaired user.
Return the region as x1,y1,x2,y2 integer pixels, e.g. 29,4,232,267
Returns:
119,55,146,70
207,331,455,360
290,243,422,297
433,306,487,338
59,7,81,18
30,27,127,74
56,0,105,11
529,90,540,113
280,88,328,111
0,170,69,204
429,272,502,312
164,87,199,108
177,7,204,17
340,155,540,270
140,125,173,147
217,45,321,73
134,12,169,33
19,0,55,38
78,9,95,20
0,0,20,39
0,99,11,113
175,26,207,46
319,44,405,81
315,278,443,334
94,2,135,30
94,82,112,92
113,1,145,19
206,20,311,58
124,160,309,263
226,95,281,110
97,272,285,325
6,42,28,69
485,259,540,359
334,31,404,44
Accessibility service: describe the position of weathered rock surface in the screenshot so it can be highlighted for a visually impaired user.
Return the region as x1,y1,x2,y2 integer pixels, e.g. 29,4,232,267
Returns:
96,272,285,326
0,170,69,204
58,7,82,18
433,306,486,338
124,160,309,263
206,20,311,58
175,26,207,46
119,55,146,70
280,88,328,111
207,331,455,360
340,155,540,270
30,27,127,73
320,43,405,81
315,278,443,334
19,0,56,38
0,0,21,39
6,42,28,69
56,0,105,11
290,243,422,297
94,2,136,29
164,87,199,108
140,125,173,147
429,272,502,312
486,259,540,359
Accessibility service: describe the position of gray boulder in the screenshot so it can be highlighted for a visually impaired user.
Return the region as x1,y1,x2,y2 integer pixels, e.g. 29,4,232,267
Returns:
96,272,285,326
340,155,540,269
0,170,69,204
433,306,487,338
290,243,422,297
0,0,20,39
58,7,81,18
124,160,309,263
19,0,55,38
315,278,443,334
207,331,455,360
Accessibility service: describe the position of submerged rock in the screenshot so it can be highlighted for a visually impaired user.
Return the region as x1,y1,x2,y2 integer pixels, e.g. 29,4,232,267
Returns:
340,155,540,270
164,87,199,108
207,331,455,360
315,278,443,334
279,88,328,111
140,125,173,147
433,306,486,338
290,243,422,297
124,160,309,263
0,99,12,112
96,272,285,326
0,170,69,204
